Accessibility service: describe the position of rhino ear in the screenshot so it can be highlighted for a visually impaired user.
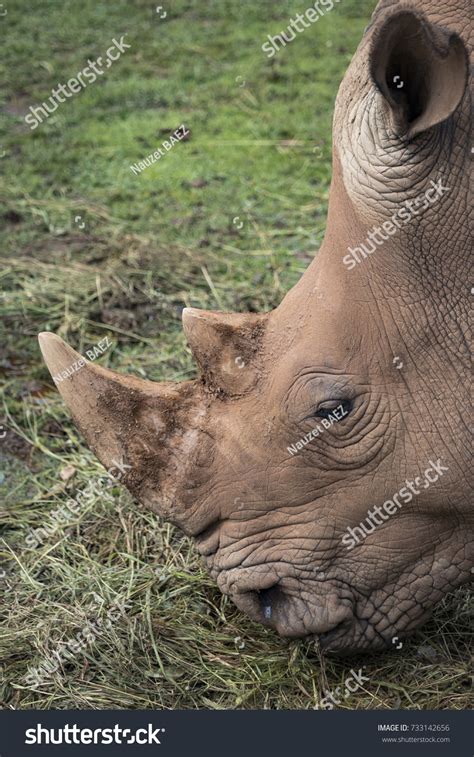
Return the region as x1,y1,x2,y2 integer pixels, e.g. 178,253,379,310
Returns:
182,309,266,396
369,10,468,139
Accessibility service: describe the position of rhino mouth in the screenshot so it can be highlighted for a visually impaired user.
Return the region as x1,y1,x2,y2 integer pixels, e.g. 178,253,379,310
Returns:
318,620,354,649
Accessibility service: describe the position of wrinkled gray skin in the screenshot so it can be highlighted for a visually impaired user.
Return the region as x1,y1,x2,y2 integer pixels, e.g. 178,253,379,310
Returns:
40,0,473,653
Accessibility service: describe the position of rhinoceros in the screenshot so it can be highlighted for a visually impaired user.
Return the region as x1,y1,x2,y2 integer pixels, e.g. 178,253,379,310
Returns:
38,0,472,652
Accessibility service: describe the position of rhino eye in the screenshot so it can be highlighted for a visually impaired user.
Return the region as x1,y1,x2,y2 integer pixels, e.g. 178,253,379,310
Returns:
312,399,352,421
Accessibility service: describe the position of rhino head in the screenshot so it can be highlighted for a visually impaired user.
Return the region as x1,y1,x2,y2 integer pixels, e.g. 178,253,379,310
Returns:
39,0,472,652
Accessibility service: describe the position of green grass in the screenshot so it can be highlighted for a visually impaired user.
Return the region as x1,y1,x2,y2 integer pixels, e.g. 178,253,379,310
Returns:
0,0,471,710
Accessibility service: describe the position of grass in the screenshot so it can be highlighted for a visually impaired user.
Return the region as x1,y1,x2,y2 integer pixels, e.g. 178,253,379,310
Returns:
0,0,471,710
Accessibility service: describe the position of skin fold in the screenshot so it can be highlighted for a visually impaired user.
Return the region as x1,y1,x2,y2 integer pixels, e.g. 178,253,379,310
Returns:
38,0,473,653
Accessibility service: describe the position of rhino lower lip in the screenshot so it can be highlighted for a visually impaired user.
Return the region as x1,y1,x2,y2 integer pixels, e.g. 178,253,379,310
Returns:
193,519,222,556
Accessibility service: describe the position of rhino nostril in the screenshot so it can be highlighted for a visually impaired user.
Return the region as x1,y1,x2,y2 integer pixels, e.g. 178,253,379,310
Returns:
258,585,283,623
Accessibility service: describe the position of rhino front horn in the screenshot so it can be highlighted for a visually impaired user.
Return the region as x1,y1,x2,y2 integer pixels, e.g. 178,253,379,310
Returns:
38,332,199,518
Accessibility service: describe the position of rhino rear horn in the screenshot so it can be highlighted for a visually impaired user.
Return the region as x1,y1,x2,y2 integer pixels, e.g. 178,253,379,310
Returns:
182,308,266,396
369,10,468,139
